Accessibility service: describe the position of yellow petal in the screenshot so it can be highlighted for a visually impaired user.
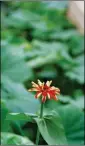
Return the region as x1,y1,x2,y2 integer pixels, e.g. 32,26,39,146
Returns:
32,81,38,88
56,91,60,95
42,82,45,86
46,80,52,87
49,80,52,85
55,88,60,91
50,86,56,90
28,89,33,91
28,88,39,91
46,81,50,86
47,93,50,99
37,92,42,98
56,96,59,100
38,79,43,86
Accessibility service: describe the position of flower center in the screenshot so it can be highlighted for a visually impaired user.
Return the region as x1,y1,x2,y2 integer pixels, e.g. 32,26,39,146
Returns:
41,85,50,96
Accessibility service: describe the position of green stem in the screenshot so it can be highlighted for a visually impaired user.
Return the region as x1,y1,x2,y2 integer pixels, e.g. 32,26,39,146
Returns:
35,102,43,145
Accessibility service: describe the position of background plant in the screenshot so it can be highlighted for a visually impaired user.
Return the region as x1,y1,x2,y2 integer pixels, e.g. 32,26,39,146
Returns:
1,1,84,145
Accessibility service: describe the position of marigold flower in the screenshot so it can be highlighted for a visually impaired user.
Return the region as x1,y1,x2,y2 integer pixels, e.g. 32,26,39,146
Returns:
28,80,60,103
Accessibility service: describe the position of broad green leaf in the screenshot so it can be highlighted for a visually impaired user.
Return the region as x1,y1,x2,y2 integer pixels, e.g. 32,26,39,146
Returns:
57,95,84,110
1,75,40,114
6,113,37,122
1,132,34,145
6,9,40,29
5,113,37,135
1,45,33,82
28,53,57,68
71,97,84,110
45,102,84,145
35,111,67,145
72,90,84,109
58,105,84,145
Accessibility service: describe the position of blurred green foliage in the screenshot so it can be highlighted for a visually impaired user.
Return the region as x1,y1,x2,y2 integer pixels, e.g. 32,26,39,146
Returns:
1,1,84,145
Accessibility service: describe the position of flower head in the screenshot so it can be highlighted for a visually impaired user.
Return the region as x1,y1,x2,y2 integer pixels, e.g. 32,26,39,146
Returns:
28,80,60,103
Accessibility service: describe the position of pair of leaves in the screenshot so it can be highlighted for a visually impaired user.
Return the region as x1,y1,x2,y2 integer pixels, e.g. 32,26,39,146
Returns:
35,110,67,145
1,102,67,145
2,99,84,145
5,110,67,145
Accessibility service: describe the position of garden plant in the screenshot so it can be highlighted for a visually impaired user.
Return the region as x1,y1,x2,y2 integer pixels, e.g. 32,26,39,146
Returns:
1,1,84,145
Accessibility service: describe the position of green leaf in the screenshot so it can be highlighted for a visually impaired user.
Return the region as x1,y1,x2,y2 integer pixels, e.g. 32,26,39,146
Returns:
6,9,40,29
49,30,78,40
45,102,84,145
65,63,84,84
56,95,84,110
5,113,37,135
1,45,33,82
69,35,84,55
1,132,34,145
71,97,84,110
1,75,40,114
6,113,37,122
35,110,67,145
58,105,84,145
27,40,69,68
1,100,9,132
72,90,84,109
65,54,84,84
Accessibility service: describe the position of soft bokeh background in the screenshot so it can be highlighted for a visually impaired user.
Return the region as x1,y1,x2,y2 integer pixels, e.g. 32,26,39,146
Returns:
1,1,84,145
